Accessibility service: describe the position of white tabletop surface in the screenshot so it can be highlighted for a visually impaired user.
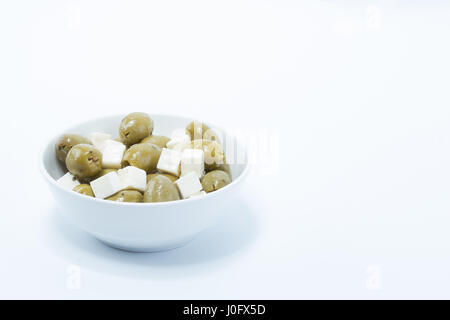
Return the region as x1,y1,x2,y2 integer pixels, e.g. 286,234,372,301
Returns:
1,0,450,299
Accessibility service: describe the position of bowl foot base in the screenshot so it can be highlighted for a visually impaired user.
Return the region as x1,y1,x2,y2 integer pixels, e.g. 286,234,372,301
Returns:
96,235,196,253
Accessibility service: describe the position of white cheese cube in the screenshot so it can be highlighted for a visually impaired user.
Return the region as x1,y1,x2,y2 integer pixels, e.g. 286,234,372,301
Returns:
88,132,112,149
166,133,191,151
157,148,182,176
98,139,124,152
174,171,203,199
100,140,126,169
117,166,146,192
57,172,80,190
90,171,122,199
188,190,207,199
181,148,204,178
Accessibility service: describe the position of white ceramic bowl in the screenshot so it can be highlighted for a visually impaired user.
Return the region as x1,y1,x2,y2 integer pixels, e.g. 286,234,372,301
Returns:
41,114,249,252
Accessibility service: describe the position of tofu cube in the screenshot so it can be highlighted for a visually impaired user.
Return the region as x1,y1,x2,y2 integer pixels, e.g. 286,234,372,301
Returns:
188,190,207,199
157,148,182,176
90,171,122,199
181,148,204,178
174,171,203,199
100,140,126,169
57,172,80,190
118,166,146,192
88,132,112,149
166,132,191,151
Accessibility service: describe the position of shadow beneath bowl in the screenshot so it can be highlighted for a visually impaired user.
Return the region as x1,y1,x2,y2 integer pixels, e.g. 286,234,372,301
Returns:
44,196,260,279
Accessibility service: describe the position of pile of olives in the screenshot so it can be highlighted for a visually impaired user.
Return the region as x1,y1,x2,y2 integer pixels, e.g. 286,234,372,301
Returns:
55,112,232,203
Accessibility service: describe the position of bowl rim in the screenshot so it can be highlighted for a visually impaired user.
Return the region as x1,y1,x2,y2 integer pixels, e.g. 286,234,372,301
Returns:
40,113,250,207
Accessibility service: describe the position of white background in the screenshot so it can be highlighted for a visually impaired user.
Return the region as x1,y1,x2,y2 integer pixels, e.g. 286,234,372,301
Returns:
1,0,450,299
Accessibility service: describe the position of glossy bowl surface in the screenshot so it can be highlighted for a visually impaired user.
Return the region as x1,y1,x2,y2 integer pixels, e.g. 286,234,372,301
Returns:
41,114,249,252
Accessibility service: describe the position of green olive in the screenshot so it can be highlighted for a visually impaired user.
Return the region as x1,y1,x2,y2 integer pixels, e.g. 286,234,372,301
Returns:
78,168,117,184
65,144,102,179
55,134,91,163
73,184,94,197
186,121,221,143
203,129,221,144
106,190,143,203
95,168,117,179
201,170,231,193
146,173,178,183
186,121,210,140
123,143,161,173
119,112,154,146
141,135,170,148
143,175,180,203
215,163,231,175
186,139,226,171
